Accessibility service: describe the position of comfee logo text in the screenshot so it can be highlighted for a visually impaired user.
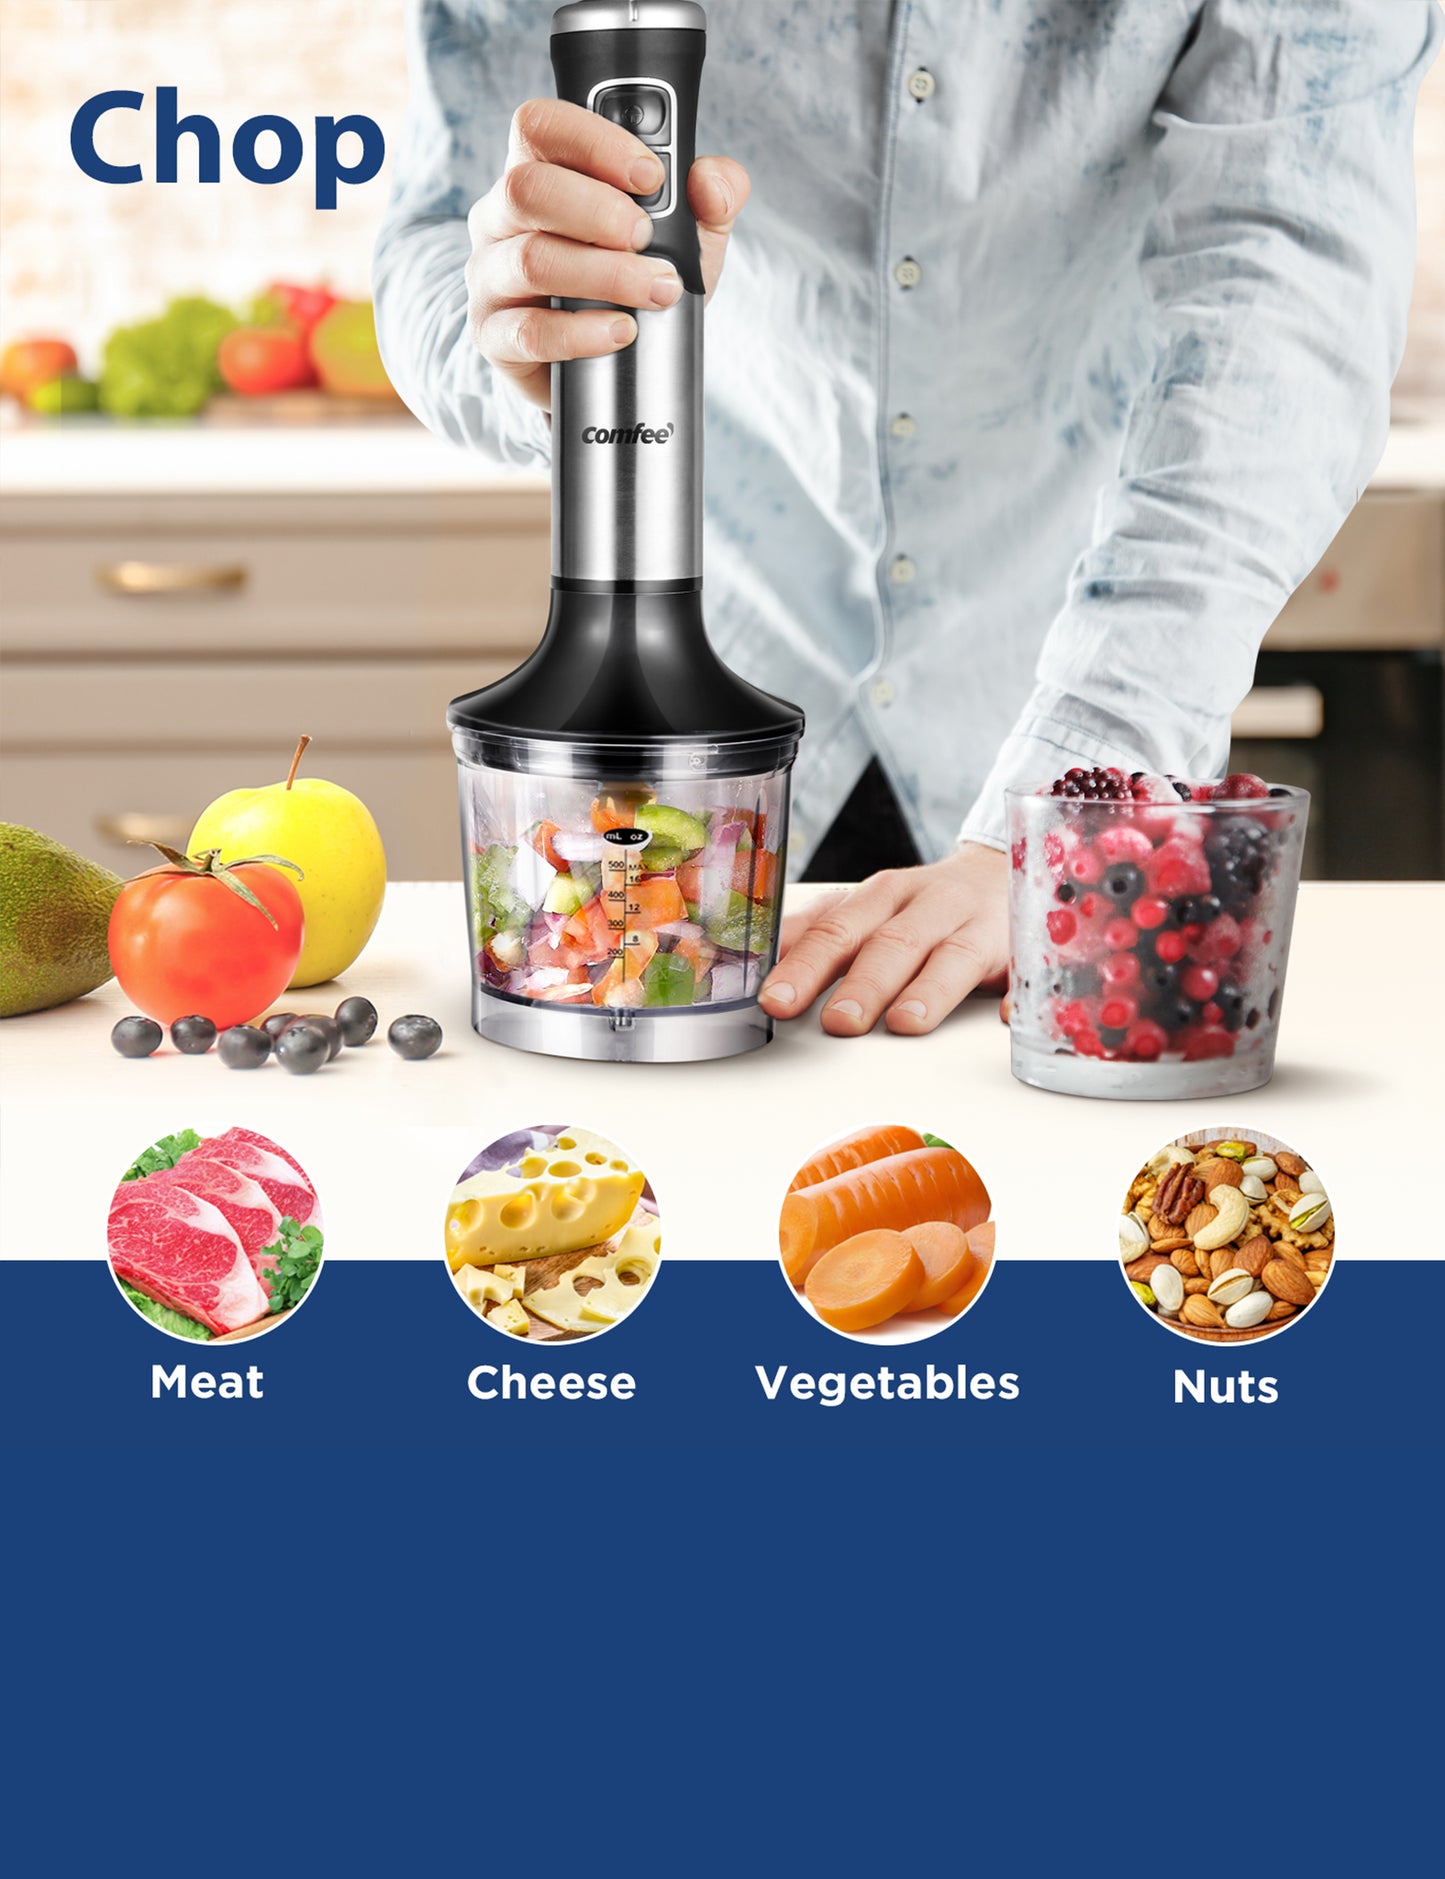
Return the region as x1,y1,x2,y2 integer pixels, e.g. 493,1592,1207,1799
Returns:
582,423,676,444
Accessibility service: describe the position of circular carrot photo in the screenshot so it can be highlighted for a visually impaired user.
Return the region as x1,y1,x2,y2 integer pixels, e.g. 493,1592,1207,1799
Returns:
778,1125,995,1343
445,1123,661,1341
107,1125,324,1343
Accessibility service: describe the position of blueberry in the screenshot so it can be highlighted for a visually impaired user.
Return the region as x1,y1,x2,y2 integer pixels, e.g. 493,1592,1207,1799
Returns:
218,1024,272,1069
1215,982,1246,1031
334,996,378,1047
276,1025,329,1076
1055,880,1077,904
1142,962,1178,996
262,1012,299,1040
1165,997,1199,1031
1171,780,1192,800
285,1013,343,1061
388,1014,443,1061
1102,863,1145,903
112,1015,162,1058
1267,785,1291,798
1178,894,1221,927
171,1015,217,1055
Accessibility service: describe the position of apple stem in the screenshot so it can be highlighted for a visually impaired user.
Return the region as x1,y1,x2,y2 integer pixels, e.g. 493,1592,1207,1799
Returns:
285,734,311,791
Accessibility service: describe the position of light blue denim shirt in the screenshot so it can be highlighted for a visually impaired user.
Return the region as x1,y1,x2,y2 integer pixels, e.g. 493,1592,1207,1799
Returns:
375,0,1439,867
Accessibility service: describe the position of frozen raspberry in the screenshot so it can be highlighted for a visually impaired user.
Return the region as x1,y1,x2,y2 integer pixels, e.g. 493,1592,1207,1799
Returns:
1073,1027,1106,1057
1124,1019,1169,1061
1170,814,1207,846
1056,997,1098,1038
1182,1026,1236,1061
1215,772,1270,801
1076,892,1105,921
1042,828,1079,870
1046,908,1077,946
1182,964,1220,1002
1102,917,1138,951
1148,844,1211,899
1154,929,1188,964
1066,846,1104,886
1100,952,1141,990
1099,994,1139,1030
1011,839,1027,872
1189,911,1242,966
1127,774,1178,804
1095,824,1153,866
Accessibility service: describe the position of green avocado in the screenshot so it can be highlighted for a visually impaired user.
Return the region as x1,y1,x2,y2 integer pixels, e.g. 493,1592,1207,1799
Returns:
0,824,122,1018
635,802,708,853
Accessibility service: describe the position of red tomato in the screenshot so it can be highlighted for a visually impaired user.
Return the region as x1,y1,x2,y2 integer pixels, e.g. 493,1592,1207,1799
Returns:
108,863,304,1028
1,338,78,405
218,326,315,396
265,282,339,337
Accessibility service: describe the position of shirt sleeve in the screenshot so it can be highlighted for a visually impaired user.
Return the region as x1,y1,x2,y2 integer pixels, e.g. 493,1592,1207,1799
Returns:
372,0,553,465
959,0,1442,851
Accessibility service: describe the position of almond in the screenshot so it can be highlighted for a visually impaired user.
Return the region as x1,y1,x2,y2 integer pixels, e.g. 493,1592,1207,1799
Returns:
1184,1277,1211,1294
1210,1246,1237,1281
1181,1294,1224,1329
1235,1235,1272,1277
1184,1202,1217,1240
1262,1258,1314,1306
1273,1175,1302,1199
1272,1242,1309,1274
1171,1244,1203,1277
1125,1253,1172,1285
1265,1300,1297,1321
1197,1157,1242,1190
1274,1151,1307,1177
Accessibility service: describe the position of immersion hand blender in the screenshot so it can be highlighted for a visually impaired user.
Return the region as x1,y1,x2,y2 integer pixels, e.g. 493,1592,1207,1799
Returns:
449,0,804,1063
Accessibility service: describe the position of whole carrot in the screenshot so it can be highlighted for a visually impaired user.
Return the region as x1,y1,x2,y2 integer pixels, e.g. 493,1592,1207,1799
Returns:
787,1123,925,1192
779,1145,991,1287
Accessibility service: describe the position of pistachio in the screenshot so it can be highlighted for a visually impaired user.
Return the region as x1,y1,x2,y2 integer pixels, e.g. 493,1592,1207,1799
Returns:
1148,1144,1197,1174
1150,1262,1185,1316
1192,1184,1251,1251
1225,1290,1272,1330
1288,1192,1332,1233
1241,1156,1277,1180
1130,1281,1157,1307
1214,1141,1254,1161
1119,1211,1151,1258
1207,1268,1256,1308
1297,1170,1326,1196
1239,1173,1269,1203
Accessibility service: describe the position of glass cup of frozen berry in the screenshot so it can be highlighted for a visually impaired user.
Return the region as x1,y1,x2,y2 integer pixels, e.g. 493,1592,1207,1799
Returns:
1006,769,1309,1099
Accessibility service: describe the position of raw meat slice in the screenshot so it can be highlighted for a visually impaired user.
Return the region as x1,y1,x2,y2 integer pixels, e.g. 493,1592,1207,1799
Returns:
109,1184,270,1334
195,1127,321,1229
153,1157,283,1292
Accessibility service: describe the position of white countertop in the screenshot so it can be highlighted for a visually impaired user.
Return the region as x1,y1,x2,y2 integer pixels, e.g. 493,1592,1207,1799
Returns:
2,414,1443,497
0,882,1434,1274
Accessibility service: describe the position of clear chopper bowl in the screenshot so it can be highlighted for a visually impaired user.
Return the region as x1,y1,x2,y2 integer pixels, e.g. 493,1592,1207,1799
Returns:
454,731,792,1060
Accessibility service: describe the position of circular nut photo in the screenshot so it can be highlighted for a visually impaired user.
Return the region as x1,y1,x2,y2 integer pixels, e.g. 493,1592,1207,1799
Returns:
1119,1128,1333,1341
107,1125,324,1343
445,1123,660,1341
778,1124,995,1344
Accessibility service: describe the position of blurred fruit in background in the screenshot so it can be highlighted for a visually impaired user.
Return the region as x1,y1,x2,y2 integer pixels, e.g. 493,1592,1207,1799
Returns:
1,338,79,407
253,280,339,342
219,324,315,396
309,300,397,401
28,376,100,414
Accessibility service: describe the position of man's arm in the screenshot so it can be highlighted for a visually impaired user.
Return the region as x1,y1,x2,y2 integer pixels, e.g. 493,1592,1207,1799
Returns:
959,0,1442,849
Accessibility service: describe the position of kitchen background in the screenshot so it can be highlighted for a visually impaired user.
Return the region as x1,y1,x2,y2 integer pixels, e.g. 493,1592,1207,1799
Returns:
2,0,1442,881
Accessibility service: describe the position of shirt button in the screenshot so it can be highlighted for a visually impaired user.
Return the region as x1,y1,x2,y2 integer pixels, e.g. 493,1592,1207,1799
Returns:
893,256,922,290
890,556,916,585
890,412,918,438
907,69,936,101
872,678,895,705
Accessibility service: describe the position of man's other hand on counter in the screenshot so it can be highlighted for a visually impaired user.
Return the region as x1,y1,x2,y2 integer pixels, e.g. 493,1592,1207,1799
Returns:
761,843,1009,1037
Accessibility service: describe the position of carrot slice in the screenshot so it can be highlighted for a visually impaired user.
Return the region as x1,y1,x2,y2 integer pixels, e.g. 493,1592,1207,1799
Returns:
788,1124,926,1193
778,1145,991,1288
902,1221,975,1311
935,1224,996,1317
804,1230,924,1332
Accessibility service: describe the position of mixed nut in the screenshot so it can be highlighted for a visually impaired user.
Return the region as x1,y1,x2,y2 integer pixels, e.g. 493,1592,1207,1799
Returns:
1119,1135,1333,1338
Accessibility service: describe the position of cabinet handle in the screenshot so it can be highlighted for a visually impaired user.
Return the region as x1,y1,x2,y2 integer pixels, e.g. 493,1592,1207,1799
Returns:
94,812,191,847
96,560,248,596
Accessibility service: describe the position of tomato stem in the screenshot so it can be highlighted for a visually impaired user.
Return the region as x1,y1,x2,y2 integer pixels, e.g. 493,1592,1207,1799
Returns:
285,734,311,791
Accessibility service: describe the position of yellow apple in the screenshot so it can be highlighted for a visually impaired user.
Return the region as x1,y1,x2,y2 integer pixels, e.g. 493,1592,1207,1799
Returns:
189,736,386,988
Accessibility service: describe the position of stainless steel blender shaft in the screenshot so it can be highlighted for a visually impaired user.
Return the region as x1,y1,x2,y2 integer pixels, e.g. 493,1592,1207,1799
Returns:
552,294,702,586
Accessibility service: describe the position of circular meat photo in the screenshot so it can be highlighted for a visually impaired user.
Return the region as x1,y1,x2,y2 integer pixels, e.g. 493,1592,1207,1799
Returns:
1119,1129,1334,1341
107,1125,324,1343
778,1125,995,1344
445,1123,661,1341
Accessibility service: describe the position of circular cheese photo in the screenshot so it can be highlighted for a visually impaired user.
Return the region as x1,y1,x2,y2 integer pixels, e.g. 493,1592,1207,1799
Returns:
444,1123,661,1342
107,1124,324,1343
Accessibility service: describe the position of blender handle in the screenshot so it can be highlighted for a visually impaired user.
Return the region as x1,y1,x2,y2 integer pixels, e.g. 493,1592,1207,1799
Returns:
550,5,707,296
